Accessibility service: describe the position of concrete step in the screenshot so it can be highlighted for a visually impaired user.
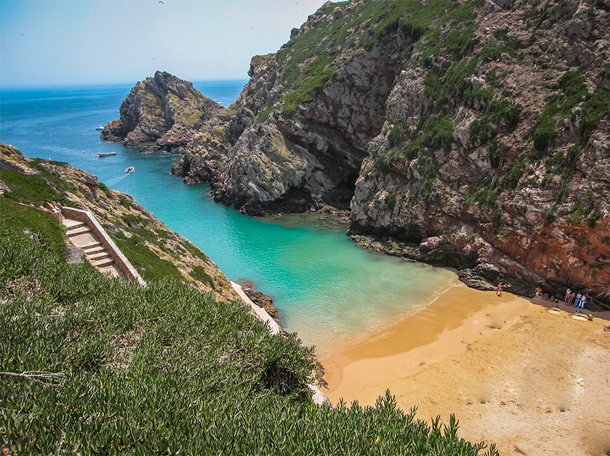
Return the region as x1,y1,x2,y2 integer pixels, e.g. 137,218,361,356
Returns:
83,245,105,255
67,225,91,236
91,257,114,268
88,251,111,261
78,240,102,250
63,219,86,229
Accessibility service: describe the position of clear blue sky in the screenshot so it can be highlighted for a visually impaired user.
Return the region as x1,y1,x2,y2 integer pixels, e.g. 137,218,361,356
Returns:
0,0,329,88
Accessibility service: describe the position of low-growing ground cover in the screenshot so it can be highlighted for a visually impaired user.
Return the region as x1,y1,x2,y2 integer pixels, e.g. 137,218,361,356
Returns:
1,202,497,454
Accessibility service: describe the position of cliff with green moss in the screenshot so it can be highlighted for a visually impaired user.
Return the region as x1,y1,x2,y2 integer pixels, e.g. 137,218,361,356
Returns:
105,0,610,303
101,71,227,152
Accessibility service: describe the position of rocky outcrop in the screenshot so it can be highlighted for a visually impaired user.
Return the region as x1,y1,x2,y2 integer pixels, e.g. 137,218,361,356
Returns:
101,71,223,152
236,280,280,320
172,1,407,214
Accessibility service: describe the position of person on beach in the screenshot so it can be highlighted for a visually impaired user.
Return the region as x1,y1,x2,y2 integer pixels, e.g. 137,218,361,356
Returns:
536,286,543,296
579,294,587,309
565,288,571,303
496,282,503,296
573,293,582,307
566,290,574,305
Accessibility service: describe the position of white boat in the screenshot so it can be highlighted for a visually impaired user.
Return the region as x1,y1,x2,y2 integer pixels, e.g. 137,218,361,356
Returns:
98,152,117,158
125,166,134,174
96,125,104,131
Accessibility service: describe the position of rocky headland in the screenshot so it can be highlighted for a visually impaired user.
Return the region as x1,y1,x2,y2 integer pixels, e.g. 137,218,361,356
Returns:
102,0,610,305
101,71,227,152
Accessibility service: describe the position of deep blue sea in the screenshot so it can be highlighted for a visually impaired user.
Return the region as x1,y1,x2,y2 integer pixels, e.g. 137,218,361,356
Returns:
0,81,457,355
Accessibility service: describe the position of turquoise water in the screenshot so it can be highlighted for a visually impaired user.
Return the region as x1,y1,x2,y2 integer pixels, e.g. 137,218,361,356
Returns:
0,82,456,355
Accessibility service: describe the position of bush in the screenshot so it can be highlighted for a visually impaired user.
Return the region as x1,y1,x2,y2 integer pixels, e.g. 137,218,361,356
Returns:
502,153,526,190
532,105,556,152
580,88,610,140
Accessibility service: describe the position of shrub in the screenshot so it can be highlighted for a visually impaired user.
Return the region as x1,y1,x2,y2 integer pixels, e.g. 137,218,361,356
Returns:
384,190,398,211
532,105,556,152
502,153,526,190
580,88,610,140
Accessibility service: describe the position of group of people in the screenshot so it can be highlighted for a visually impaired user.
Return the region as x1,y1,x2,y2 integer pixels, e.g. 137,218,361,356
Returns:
565,289,588,309
534,286,589,310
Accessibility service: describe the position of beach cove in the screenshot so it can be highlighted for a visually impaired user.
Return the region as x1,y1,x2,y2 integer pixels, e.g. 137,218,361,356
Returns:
3,83,609,454
321,285,610,456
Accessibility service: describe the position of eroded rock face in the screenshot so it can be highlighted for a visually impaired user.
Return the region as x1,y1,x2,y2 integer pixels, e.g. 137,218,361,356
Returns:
349,0,610,305
101,71,223,152
173,2,406,214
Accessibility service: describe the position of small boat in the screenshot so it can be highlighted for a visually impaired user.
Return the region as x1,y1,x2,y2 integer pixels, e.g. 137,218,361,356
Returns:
125,166,134,174
96,125,105,131
98,152,117,158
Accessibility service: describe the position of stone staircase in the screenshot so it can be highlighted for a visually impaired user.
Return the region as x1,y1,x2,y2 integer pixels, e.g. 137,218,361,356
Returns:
64,218,120,277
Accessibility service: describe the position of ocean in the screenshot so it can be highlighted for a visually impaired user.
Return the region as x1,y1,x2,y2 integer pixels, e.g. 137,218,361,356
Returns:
0,81,457,355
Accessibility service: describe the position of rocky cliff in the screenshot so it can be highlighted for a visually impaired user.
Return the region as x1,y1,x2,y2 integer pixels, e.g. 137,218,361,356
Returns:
101,71,225,152
105,0,610,304
0,142,239,303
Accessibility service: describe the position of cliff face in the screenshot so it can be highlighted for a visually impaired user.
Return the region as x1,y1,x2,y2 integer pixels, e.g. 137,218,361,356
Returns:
107,0,610,304
172,1,409,213
346,0,610,303
101,71,224,152
0,142,239,303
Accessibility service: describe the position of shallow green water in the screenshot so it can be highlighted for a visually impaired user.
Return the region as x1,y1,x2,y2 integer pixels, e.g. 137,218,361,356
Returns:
0,82,457,355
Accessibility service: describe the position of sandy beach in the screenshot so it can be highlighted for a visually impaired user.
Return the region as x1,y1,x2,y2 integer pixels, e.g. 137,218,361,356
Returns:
321,284,610,456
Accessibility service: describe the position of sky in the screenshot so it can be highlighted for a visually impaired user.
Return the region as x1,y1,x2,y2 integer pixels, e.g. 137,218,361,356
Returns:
0,0,329,88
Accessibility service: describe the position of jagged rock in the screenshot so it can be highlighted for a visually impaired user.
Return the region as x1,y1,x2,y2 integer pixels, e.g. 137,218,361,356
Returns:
237,280,280,320
386,69,427,127
101,71,222,152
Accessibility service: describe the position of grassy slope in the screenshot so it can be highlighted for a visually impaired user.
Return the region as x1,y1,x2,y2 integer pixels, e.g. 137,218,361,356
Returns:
0,155,498,453
0,203,498,455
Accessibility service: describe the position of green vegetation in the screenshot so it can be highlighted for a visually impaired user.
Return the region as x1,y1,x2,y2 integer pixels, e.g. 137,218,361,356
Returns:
405,114,454,159
190,265,214,286
110,228,184,283
466,177,498,208
0,198,66,255
569,188,603,228
532,70,609,155
532,103,556,152
98,182,112,198
470,99,522,144
580,88,610,140
279,0,481,117
117,193,132,209
502,153,526,191
384,189,398,211
0,169,70,207
388,123,411,148
0,209,498,455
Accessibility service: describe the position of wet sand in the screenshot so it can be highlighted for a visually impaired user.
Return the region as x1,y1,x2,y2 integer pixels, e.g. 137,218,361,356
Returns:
321,284,610,456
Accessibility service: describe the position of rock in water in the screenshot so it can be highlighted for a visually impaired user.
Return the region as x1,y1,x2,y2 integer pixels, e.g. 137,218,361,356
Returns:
101,71,223,152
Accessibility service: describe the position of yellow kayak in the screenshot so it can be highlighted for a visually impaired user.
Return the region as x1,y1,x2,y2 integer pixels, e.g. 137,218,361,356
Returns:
571,314,591,321
547,308,561,314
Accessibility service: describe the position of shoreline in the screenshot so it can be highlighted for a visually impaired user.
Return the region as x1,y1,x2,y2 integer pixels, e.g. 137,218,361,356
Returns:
321,284,610,456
